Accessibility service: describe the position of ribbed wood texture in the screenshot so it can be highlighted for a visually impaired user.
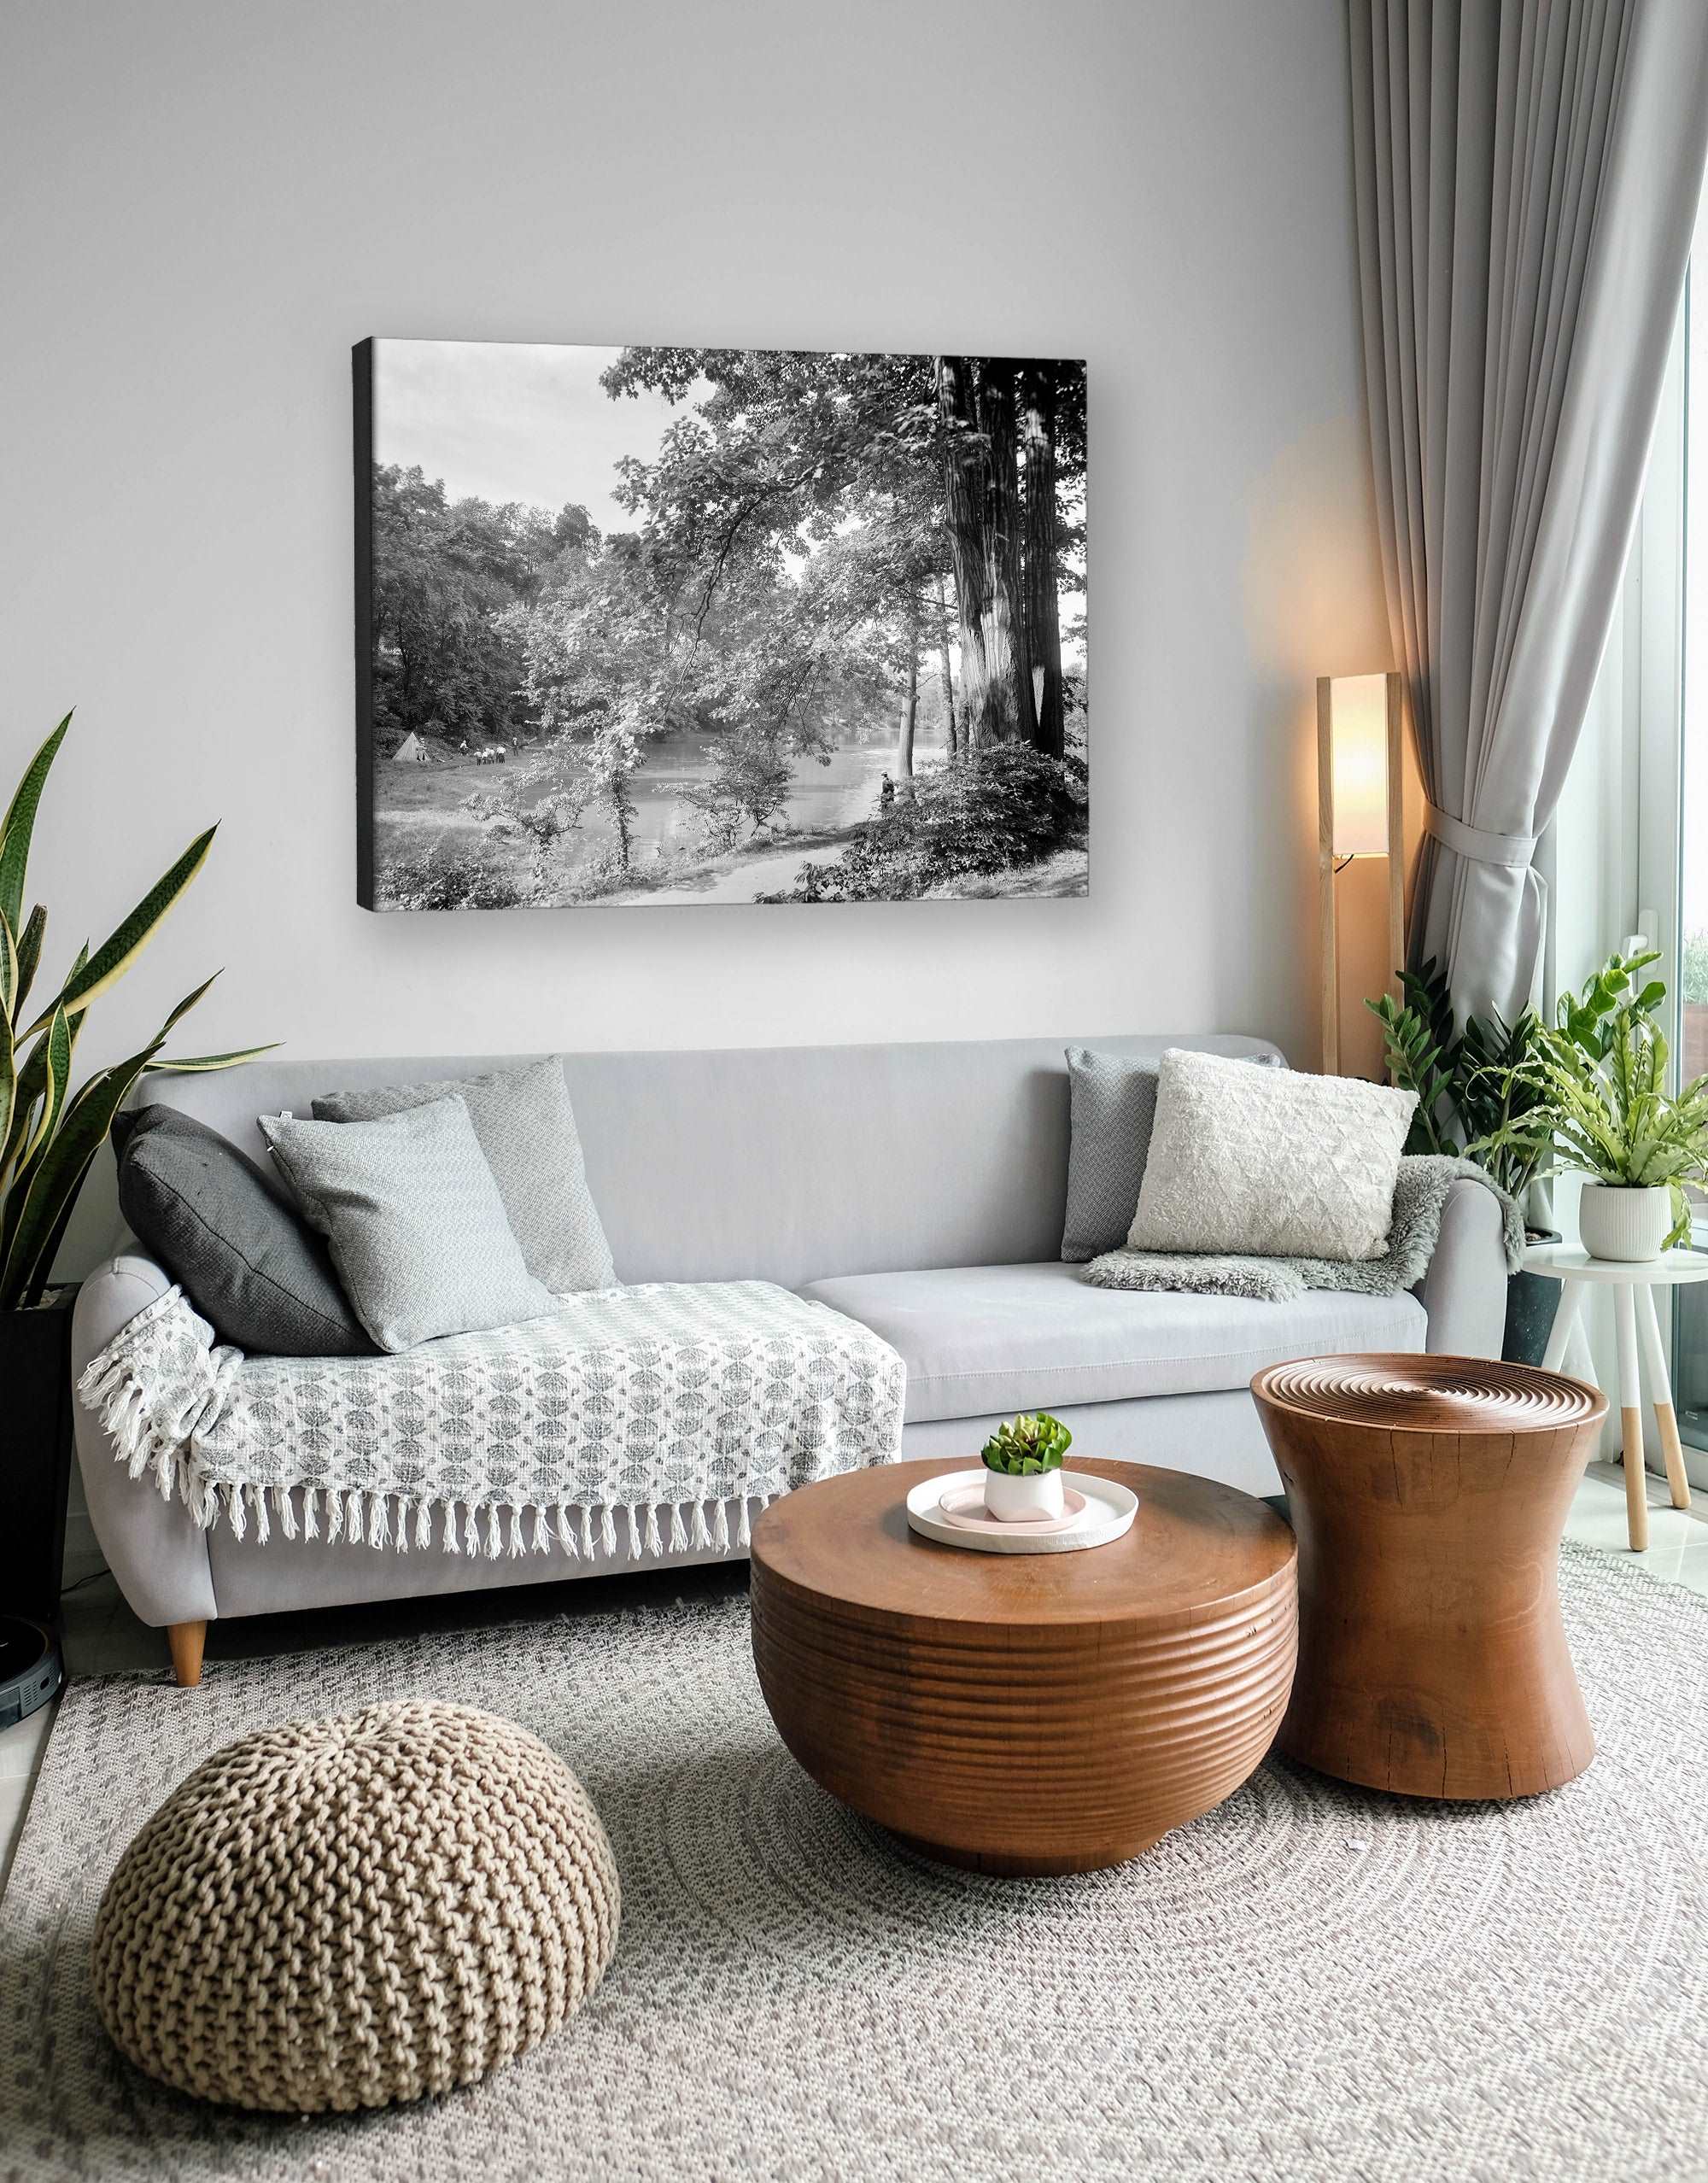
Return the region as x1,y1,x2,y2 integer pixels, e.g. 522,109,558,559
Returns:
1252,1354,1610,1802
750,1460,1297,1876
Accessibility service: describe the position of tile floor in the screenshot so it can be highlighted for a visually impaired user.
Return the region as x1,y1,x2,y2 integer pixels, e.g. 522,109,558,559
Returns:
3,1466,1705,1902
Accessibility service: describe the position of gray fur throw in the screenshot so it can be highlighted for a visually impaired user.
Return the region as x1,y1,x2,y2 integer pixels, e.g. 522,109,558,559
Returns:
1085,1156,1524,1302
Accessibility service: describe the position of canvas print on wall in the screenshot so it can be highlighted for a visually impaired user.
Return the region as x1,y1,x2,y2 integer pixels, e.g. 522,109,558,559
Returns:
354,339,1086,909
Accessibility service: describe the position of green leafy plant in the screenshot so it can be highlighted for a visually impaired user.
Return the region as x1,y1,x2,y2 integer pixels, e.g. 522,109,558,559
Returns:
980,1412,1073,1477
1474,949,1708,1251
0,714,275,1311
1366,959,1549,1203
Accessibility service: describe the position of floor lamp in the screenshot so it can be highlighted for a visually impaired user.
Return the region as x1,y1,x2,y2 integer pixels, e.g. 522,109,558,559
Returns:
1318,671,1405,1076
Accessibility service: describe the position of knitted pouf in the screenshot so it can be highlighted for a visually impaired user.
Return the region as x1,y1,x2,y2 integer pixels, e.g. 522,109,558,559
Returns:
89,1700,620,2113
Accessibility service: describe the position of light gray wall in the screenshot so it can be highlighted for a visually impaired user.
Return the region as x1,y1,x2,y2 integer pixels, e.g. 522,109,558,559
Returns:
1,0,1387,1103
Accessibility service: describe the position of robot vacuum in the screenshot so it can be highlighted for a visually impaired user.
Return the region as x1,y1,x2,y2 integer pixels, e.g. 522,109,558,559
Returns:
0,1614,63,1730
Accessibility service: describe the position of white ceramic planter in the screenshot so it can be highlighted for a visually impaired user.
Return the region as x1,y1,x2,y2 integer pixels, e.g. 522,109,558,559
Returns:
982,1467,1066,1523
1577,1183,1673,1263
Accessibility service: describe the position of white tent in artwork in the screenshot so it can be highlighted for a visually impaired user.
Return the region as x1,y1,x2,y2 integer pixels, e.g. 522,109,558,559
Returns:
392,732,430,764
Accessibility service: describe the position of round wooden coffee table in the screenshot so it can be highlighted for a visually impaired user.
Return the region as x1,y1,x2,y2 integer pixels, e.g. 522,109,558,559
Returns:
749,1459,1297,1876
1251,1354,1608,1801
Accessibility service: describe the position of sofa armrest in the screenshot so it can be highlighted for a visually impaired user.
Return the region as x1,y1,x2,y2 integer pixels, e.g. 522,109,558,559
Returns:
72,1253,217,1629
1413,1178,1507,1361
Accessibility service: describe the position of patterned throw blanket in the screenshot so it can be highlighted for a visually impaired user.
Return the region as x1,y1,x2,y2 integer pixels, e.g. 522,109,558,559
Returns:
78,1280,906,1560
1084,1156,1525,1301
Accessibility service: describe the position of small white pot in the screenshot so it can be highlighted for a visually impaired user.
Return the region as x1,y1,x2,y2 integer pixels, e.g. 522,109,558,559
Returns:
1577,1182,1673,1263
983,1467,1066,1523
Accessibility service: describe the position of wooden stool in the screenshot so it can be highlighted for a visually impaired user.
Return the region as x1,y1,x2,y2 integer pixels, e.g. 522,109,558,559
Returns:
1524,1244,1706,1552
1251,1355,1606,1801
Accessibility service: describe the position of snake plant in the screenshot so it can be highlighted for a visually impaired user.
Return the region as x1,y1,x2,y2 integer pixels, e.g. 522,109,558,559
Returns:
980,1412,1073,1476
1471,949,1708,1251
0,713,274,1310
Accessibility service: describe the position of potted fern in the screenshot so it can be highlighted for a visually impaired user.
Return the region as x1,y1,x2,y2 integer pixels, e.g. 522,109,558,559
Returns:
981,1412,1073,1522
2,713,272,1636
1367,962,1558,1359
1477,950,1708,1262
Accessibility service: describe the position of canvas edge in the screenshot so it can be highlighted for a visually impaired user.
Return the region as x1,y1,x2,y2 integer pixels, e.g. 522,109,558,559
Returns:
353,337,377,911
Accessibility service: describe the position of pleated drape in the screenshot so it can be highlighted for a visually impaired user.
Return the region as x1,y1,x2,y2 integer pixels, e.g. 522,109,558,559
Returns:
1348,0,1708,1022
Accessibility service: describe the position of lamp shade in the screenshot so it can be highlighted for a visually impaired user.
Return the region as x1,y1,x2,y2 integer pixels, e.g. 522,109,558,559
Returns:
1326,674,1391,857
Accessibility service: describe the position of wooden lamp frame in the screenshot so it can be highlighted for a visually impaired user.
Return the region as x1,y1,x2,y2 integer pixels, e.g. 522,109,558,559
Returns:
1318,670,1406,1076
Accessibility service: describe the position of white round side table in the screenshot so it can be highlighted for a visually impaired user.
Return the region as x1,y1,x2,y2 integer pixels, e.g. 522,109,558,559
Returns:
1524,1244,1708,1551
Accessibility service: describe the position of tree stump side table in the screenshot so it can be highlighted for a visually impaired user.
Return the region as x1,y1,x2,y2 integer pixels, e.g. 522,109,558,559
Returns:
1525,1243,1708,1552
1251,1354,1607,1801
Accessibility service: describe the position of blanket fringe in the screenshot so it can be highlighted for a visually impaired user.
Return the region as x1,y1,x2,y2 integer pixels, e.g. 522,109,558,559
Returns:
78,1282,905,1584
80,1313,804,1573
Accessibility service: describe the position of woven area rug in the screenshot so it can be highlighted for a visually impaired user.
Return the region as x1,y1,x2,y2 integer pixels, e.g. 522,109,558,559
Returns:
3,1542,1706,2183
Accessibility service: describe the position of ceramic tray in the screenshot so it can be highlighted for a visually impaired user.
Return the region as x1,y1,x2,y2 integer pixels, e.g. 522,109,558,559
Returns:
904,1467,1138,1554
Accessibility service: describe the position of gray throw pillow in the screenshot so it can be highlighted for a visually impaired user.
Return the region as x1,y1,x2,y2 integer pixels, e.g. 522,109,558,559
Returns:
114,1106,377,1357
260,1097,557,1353
312,1057,615,1293
1061,1046,1288,1262
1061,1050,1162,1262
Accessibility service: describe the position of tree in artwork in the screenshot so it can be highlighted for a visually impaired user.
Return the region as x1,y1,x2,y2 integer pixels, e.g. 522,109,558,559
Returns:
364,341,1087,908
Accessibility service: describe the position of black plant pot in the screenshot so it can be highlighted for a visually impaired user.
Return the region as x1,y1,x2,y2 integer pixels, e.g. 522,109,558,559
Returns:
0,1292,77,1624
1503,1231,1563,1367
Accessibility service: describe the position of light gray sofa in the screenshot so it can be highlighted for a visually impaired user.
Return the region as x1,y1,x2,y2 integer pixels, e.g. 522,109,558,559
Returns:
71,1032,1507,1667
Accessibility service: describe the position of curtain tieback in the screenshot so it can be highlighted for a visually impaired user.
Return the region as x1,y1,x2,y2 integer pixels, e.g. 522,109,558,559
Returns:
1424,804,1536,870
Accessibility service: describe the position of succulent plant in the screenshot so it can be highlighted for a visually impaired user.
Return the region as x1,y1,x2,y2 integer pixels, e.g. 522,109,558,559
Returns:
980,1411,1072,1476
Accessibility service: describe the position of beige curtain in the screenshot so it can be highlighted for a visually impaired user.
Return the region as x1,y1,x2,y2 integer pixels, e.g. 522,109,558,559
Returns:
1348,0,1708,1023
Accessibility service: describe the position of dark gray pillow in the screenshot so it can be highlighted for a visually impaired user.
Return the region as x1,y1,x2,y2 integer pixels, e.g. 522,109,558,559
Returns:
1061,1047,1285,1261
114,1106,377,1356
1061,1051,1162,1262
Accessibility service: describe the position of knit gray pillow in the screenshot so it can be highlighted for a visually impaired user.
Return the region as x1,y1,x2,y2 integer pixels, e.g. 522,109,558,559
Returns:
1062,1048,1284,1262
260,1098,557,1353
312,1058,615,1294
1061,1050,1163,1262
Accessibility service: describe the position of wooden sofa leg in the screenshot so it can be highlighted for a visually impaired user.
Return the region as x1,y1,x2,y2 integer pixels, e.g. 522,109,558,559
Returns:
167,1620,207,1688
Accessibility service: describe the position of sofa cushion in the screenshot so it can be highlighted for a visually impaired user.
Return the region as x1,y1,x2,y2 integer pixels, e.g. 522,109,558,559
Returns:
260,1098,557,1353
312,1058,617,1294
1130,1048,1415,1261
800,1261,1426,1425
114,1106,377,1358
1061,1046,1283,1262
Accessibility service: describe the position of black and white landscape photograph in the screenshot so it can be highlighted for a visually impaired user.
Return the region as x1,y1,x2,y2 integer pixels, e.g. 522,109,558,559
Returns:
355,338,1087,909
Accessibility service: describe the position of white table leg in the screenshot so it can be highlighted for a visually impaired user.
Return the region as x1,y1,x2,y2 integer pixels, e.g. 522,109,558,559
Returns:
1541,1281,1583,1373
1567,1319,1600,1389
1635,1283,1693,1512
1614,1283,1647,1551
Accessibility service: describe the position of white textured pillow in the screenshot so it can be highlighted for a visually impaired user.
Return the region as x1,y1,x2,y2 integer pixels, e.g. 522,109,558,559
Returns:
1126,1050,1416,1261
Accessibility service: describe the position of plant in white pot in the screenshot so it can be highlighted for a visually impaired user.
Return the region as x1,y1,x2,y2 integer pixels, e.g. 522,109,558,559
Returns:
980,1412,1073,1522
1477,949,1708,1263
1,712,272,1655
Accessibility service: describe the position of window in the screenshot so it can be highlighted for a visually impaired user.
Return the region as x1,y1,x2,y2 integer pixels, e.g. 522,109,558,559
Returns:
1655,179,1708,1480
